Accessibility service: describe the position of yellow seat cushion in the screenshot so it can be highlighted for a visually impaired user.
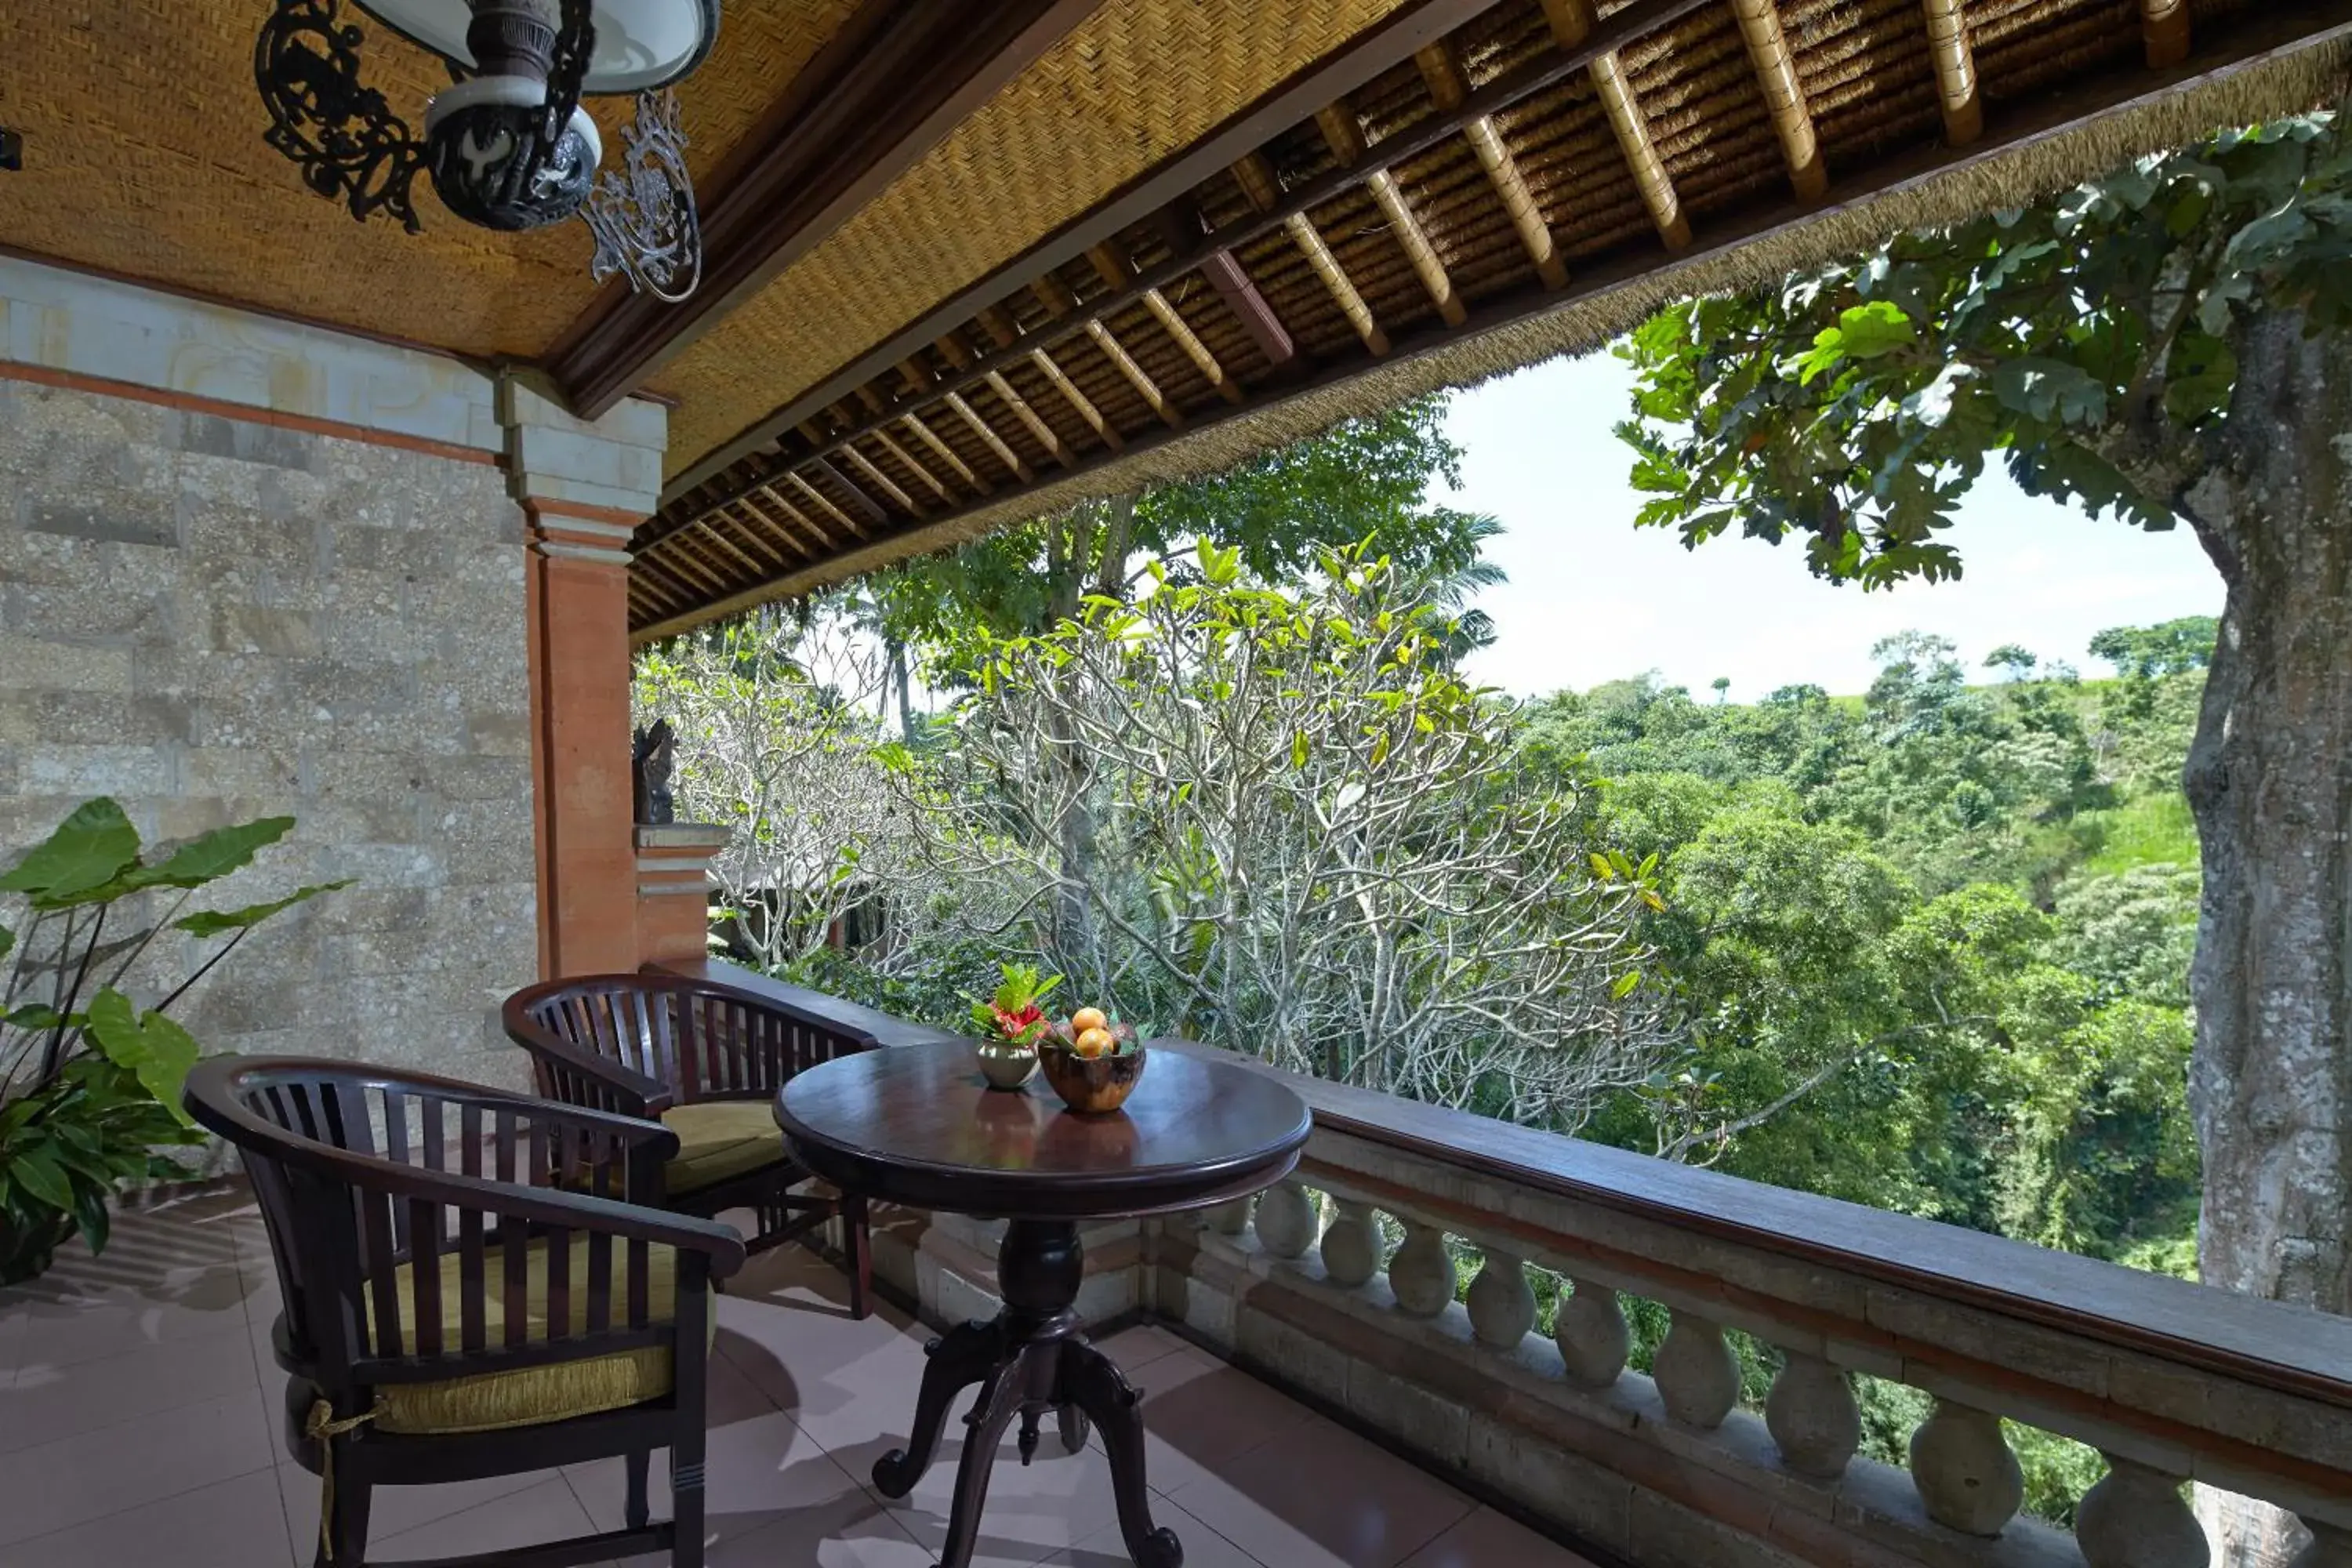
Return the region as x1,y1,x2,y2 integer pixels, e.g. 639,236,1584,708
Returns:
661,1099,783,1195
365,1236,692,1436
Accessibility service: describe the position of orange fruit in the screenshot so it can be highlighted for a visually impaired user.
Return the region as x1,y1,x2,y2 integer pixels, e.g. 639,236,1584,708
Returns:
1071,1006,1109,1035
1075,1026,1114,1057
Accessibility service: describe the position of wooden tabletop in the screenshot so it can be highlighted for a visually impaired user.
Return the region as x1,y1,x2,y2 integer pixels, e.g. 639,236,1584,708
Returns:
775,1043,1311,1220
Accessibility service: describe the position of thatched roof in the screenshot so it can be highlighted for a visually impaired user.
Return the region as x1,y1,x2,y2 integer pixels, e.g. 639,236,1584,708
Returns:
626,0,2352,640
2,1,2343,642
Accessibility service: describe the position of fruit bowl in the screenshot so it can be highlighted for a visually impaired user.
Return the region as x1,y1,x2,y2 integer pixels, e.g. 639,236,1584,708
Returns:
1036,1021,1144,1114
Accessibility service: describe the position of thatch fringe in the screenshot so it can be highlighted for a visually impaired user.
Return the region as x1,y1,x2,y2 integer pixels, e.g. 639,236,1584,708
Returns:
633,39,2350,644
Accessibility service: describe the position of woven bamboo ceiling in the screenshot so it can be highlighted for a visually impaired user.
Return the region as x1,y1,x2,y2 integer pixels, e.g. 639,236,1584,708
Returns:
2,1,2347,642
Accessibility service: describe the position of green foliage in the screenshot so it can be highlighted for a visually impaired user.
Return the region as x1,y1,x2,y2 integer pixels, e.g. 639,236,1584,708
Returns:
1617,105,2352,586
849,396,1498,645
2089,616,2217,680
0,798,337,1283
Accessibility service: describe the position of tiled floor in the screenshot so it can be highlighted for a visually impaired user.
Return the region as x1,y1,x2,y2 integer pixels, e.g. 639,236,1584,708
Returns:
0,1191,1595,1567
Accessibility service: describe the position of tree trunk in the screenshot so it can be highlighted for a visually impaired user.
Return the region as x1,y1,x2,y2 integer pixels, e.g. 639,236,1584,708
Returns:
2178,309,2352,1568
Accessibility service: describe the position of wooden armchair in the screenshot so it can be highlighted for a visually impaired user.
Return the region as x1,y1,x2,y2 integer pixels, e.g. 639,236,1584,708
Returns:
503,971,877,1316
184,1054,746,1568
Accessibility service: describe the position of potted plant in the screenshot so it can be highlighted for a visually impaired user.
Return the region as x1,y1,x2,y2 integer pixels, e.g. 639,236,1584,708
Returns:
0,798,344,1284
968,962,1062,1090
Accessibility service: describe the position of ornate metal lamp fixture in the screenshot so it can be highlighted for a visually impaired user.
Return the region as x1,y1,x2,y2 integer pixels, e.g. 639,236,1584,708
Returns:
256,0,716,300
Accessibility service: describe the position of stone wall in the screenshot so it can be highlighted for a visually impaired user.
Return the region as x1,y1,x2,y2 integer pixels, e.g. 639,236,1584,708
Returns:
0,262,539,1087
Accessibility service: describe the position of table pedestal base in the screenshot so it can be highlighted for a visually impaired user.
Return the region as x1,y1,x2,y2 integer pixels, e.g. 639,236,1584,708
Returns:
870,1218,1181,1568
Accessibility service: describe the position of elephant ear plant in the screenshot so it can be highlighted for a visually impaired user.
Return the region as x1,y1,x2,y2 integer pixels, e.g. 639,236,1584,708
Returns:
0,797,346,1284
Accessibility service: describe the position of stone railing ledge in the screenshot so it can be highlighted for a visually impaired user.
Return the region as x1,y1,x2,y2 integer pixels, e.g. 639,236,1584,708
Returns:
652,956,967,1053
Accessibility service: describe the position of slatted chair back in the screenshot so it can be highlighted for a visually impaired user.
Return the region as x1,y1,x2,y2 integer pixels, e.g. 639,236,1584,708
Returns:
506,971,873,1111
184,1056,730,1400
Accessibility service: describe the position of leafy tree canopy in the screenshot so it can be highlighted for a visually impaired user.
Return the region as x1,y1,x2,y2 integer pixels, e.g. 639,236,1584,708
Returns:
2088,615,2218,679
1616,108,2352,584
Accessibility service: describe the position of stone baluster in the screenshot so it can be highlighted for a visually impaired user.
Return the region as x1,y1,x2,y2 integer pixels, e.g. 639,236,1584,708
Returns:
1909,1399,2024,1536
1553,1279,1631,1388
1318,1200,1382,1288
1387,1218,1455,1318
1654,1311,1741,1429
1253,1181,1318,1259
1465,1247,1536,1349
1202,1196,1254,1236
1763,1352,1860,1479
2074,1456,2207,1567
2290,1522,2352,1568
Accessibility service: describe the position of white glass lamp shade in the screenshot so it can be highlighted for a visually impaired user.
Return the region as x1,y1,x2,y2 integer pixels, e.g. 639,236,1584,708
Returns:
355,0,721,93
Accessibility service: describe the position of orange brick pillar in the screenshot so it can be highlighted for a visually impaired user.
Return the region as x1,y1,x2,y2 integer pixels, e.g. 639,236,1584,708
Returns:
524,504,644,978
504,374,669,979
636,824,730,966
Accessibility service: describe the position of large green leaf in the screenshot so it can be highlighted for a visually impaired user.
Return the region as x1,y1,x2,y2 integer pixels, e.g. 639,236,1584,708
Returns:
137,818,296,890
175,880,351,938
82,989,201,1123
0,799,141,907
10,1146,74,1212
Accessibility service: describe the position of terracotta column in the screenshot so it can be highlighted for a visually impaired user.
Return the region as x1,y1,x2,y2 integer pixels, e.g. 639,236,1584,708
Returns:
523,505,643,977
503,376,669,979
637,823,730,967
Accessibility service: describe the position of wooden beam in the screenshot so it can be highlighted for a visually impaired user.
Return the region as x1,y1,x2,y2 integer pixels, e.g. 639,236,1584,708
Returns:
1418,43,1568,290
638,5,2352,637
1197,245,1299,370
1922,0,1984,146
663,0,1521,499
1730,0,1827,201
2144,0,2191,68
543,0,1109,418
1319,100,1468,326
1098,236,1247,401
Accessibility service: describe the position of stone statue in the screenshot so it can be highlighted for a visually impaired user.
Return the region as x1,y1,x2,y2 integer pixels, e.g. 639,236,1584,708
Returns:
631,719,675,825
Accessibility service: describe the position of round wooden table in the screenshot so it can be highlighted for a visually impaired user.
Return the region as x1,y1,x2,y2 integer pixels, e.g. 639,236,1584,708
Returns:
776,1042,1311,1568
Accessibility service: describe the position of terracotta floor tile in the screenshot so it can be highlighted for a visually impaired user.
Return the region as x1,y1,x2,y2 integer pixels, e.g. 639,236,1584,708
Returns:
1044,1493,1262,1568
277,1460,561,1555
0,1460,293,1568
880,1428,1126,1566
368,1475,602,1561
0,1314,263,1452
0,1388,276,1548
1399,1506,1602,1567
1108,1345,1321,1497
1171,1412,1476,1568
1094,1323,1189,1374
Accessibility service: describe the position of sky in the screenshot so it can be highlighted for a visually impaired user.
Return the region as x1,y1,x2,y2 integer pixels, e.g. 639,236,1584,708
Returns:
1441,353,2224,702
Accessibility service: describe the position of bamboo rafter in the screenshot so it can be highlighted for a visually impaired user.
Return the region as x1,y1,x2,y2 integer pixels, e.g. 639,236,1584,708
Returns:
786,470,870,539
893,413,978,494
1730,0,1827,201
1542,0,1690,249
1035,273,1182,429
1091,240,1244,405
1317,101,1468,328
1234,150,1392,355
840,443,925,516
1417,42,1566,291
869,424,952,503
2143,0,2190,67
1922,0,1984,145
946,389,1035,482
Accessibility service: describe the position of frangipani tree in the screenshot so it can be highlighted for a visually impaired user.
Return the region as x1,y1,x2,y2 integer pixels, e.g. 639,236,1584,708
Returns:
892,542,1679,1127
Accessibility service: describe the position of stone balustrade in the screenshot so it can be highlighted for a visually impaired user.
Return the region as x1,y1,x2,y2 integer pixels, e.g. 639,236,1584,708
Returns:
699,967,2352,1568
1140,1042,2352,1568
